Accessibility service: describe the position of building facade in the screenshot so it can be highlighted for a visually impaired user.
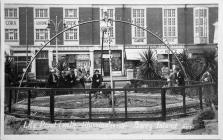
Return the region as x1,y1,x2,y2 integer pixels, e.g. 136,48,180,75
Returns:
4,3,218,79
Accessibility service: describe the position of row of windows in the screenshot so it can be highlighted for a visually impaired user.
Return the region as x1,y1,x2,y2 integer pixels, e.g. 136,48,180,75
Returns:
35,29,78,40
5,8,78,18
5,29,78,41
5,8,209,44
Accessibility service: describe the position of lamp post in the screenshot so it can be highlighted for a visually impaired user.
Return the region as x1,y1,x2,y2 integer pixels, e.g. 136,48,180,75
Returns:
100,9,115,115
47,16,65,64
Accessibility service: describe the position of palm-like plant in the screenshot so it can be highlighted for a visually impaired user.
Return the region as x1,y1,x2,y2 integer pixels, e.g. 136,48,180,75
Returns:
138,49,161,80
177,50,206,80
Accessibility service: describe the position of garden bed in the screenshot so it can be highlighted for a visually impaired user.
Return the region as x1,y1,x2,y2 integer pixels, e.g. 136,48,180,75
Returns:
11,91,200,119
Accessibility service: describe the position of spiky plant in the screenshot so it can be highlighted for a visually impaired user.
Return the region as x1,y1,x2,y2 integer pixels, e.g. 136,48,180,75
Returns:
177,50,205,80
138,49,161,80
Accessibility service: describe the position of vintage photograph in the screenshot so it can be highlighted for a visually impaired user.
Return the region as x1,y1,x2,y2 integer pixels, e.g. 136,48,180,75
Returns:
1,0,220,139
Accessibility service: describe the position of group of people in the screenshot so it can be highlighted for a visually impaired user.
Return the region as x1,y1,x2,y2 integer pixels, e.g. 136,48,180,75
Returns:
167,67,185,87
47,69,103,89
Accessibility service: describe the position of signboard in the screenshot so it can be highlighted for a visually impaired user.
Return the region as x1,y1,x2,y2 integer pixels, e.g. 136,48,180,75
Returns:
34,19,48,28
125,45,184,49
5,19,19,28
64,19,78,26
76,54,90,60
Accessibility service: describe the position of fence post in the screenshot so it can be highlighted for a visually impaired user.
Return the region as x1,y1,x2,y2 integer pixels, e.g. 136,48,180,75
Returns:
27,90,31,117
134,80,137,93
124,89,128,120
199,86,203,110
50,90,55,123
8,89,12,113
182,87,186,115
113,81,115,97
161,88,166,121
89,91,92,121
14,90,17,103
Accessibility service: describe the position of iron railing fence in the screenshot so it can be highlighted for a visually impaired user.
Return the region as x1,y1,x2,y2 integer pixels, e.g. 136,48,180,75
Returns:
5,82,215,123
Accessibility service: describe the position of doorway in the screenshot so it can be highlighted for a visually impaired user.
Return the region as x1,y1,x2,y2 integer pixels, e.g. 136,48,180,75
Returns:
103,58,110,76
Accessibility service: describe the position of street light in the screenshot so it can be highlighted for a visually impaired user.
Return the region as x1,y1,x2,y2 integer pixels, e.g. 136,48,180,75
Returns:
100,9,115,115
47,16,66,64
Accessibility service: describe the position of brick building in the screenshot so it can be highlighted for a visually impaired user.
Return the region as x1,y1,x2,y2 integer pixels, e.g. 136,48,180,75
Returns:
4,2,218,79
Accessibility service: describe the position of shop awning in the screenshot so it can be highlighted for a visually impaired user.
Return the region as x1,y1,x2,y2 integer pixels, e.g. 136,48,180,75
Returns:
125,49,147,60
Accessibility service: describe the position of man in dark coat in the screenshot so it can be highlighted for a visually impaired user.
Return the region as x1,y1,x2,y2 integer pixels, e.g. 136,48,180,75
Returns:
174,67,185,96
47,69,58,88
66,70,76,88
91,70,103,98
5,72,15,107
57,71,68,88
174,67,185,86
92,70,103,88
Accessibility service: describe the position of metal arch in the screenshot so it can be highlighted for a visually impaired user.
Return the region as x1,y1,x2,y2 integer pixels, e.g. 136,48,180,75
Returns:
19,19,187,87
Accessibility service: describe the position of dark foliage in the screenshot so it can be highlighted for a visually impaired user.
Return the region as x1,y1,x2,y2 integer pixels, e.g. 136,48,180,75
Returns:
138,49,161,80
177,50,206,80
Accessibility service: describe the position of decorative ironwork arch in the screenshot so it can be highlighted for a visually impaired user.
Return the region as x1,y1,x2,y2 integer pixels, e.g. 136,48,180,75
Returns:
19,19,187,87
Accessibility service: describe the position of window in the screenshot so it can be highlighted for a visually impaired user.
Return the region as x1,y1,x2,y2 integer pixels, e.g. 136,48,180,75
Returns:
132,9,146,44
194,8,208,44
35,9,48,18
5,29,18,40
65,9,78,18
100,8,115,38
65,29,78,40
36,29,48,40
5,8,17,18
163,8,177,44
106,9,114,38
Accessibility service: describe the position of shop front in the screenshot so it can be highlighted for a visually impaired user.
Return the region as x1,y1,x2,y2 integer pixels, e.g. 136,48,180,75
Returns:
94,50,122,76
52,53,91,73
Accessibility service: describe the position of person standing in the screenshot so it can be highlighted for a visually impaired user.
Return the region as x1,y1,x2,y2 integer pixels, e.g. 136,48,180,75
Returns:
174,67,185,86
67,69,76,88
47,69,58,88
200,68,215,107
92,70,103,98
166,69,176,94
76,69,85,88
5,72,15,108
92,70,103,88
84,72,92,89
174,67,185,96
57,71,67,88
167,69,176,87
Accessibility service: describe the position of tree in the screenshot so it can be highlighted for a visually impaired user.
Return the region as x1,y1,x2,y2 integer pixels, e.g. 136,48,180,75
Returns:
138,49,161,80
